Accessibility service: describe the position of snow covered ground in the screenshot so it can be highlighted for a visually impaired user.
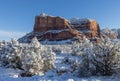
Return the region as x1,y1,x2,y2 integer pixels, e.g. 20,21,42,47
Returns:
0,53,119,81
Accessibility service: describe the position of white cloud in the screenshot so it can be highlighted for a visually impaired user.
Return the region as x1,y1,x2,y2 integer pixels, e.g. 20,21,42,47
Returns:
0,30,26,41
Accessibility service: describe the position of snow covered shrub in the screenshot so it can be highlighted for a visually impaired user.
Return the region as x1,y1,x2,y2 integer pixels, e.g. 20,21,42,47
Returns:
72,37,120,76
51,45,71,54
71,37,93,56
42,47,56,72
71,59,80,72
71,42,83,56
71,37,94,77
62,56,70,64
0,37,56,76
0,38,22,69
91,38,120,76
52,46,62,54
76,53,91,77
21,37,56,76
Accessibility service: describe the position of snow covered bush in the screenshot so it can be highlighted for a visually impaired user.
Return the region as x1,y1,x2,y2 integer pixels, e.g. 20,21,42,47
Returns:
0,39,22,69
52,46,63,54
0,37,56,76
71,37,93,56
71,42,83,56
22,37,56,75
91,37,120,76
71,37,120,76
71,37,94,77
51,45,72,54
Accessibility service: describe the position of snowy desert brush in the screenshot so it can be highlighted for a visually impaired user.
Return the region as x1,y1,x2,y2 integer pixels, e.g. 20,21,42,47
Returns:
0,38,22,68
71,37,120,76
91,37,120,76
72,37,94,77
0,37,56,76
71,36,93,56
21,37,56,76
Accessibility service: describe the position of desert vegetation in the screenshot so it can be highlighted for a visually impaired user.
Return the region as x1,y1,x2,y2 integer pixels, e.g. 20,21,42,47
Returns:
0,37,56,76
0,37,120,77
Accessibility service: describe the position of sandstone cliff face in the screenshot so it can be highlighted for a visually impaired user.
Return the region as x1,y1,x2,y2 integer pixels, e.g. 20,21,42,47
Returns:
19,13,102,43
32,14,101,41
70,18,101,38
32,13,82,41
34,14,70,32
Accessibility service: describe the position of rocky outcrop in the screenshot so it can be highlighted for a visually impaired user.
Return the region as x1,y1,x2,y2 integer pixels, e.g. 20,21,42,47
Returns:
101,28,118,39
19,13,102,43
34,13,71,32
32,13,84,41
70,18,101,38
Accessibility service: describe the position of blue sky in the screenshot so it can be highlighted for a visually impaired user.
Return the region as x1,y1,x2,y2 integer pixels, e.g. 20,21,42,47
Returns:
0,0,120,41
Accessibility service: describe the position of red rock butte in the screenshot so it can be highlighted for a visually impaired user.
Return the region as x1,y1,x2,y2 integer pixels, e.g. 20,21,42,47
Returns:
19,13,102,43
32,13,101,41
